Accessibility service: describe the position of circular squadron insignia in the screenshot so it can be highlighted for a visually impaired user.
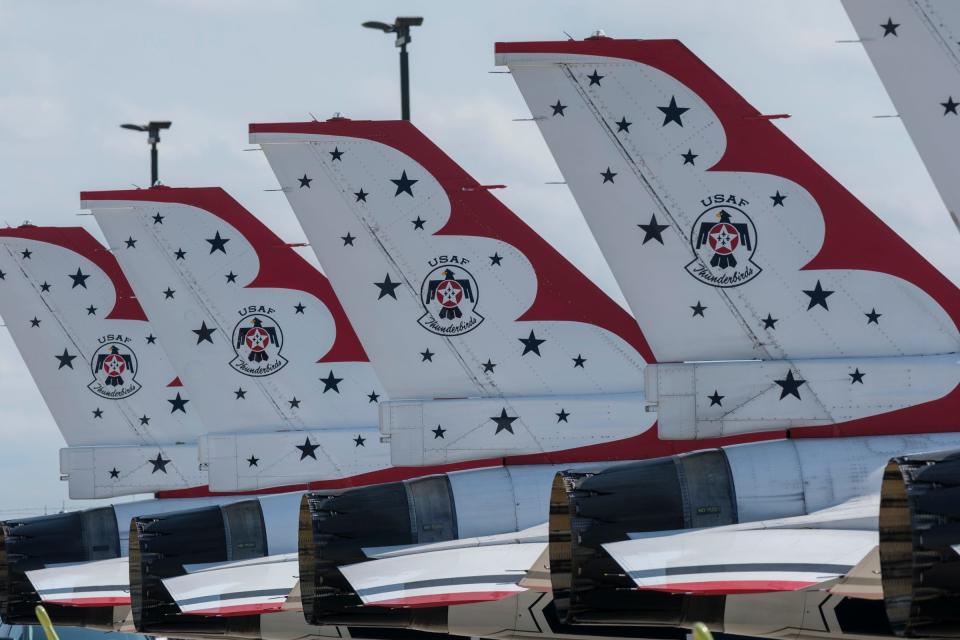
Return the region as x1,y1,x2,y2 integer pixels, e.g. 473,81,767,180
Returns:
89,338,141,399
418,259,483,336
685,196,761,288
230,309,288,377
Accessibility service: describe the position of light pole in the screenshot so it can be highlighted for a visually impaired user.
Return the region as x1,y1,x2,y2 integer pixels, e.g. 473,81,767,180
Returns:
362,17,424,121
120,121,172,186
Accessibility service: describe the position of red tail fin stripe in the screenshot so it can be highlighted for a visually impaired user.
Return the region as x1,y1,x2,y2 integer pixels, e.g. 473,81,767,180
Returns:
495,39,960,332
249,120,656,365
80,187,368,363
0,226,147,321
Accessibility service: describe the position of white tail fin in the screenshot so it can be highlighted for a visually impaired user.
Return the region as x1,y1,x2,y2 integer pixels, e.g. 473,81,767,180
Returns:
842,0,960,228
498,38,960,364
250,119,652,401
0,226,204,497
82,188,400,491
83,187,384,434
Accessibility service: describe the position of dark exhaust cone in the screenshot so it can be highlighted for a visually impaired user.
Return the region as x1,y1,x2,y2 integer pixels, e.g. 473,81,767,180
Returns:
550,450,733,628
0,508,119,628
881,450,960,637
129,501,265,637
298,476,453,630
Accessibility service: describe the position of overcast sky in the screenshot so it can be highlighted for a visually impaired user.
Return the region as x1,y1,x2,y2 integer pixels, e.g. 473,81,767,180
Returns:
0,0,955,513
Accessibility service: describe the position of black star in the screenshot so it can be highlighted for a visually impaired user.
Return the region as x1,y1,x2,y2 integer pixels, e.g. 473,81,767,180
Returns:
601,167,617,183
145,334,157,344
658,96,690,127
225,271,238,283
140,415,150,425
168,392,189,413
193,321,215,344
342,232,356,246
770,191,787,206
289,397,301,409
163,287,175,299
519,330,545,356
691,301,707,317
432,424,446,439
296,437,318,460
572,354,586,368
299,174,313,188
92,408,103,418
206,231,230,254
247,455,259,467
803,280,834,310
412,216,426,230
615,116,632,133
865,308,882,324
294,302,306,314
329,147,344,161
708,390,724,407
320,371,343,393
638,214,669,245
30,317,40,327
850,368,866,384
490,253,503,266
943,97,960,115
881,18,900,37
762,313,778,330
149,453,170,474
153,212,164,224
86,305,97,316
482,359,496,373
556,408,570,423
491,408,519,435
55,349,76,370
774,370,806,400
20,249,31,259
354,434,366,447
174,248,187,260
551,100,567,116
391,170,418,197
368,391,380,403
0,269,5,279
587,70,604,86
69,268,89,289
354,189,368,202
109,467,119,479
420,348,434,362
234,387,247,399
40,281,50,292
681,149,698,165
125,237,137,248
374,274,401,300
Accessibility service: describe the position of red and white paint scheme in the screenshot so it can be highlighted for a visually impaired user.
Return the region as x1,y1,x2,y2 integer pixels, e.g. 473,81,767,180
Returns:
250,119,657,466
0,227,204,497
342,525,547,608
843,0,960,227
83,187,390,492
497,37,960,440
162,553,299,616
27,557,130,607
603,499,878,595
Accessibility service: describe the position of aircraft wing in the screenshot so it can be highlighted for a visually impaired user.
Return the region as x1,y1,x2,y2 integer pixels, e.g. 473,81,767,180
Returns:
161,553,299,616
341,538,545,608
604,525,876,595
26,556,130,607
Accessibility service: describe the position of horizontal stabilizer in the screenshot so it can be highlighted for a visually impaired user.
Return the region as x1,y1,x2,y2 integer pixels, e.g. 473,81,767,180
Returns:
604,526,876,595
163,553,299,616
27,557,130,607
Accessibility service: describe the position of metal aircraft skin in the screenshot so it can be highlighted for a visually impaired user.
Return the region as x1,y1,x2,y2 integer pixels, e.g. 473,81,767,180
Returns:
494,35,960,638
842,0,960,230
